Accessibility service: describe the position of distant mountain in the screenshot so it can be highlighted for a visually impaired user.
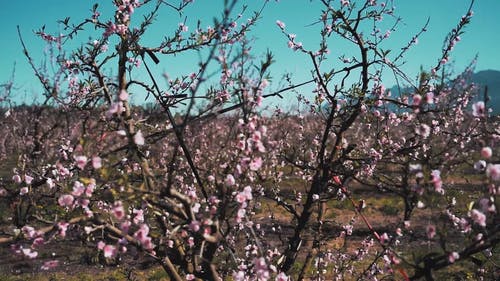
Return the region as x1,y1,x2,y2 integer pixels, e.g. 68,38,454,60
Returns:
388,70,500,115
471,70,500,114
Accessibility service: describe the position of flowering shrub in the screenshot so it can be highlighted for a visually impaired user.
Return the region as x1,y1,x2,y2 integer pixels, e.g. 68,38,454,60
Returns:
0,0,498,280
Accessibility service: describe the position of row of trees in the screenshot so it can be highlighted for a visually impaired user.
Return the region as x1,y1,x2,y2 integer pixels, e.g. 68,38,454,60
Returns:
0,0,498,280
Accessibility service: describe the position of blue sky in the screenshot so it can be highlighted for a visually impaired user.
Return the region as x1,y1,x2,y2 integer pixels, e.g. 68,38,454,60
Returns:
0,0,498,105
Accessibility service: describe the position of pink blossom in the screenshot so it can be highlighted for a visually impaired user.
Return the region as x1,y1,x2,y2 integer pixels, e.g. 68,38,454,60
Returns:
236,208,246,223
252,130,262,142
22,248,38,259
415,124,431,138
379,232,389,244
134,130,145,146
431,170,444,194
253,257,270,280
24,175,34,185
107,102,124,117
97,241,106,250
417,201,425,208
120,220,131,233
242,186,253,200
236,192,247,204
72,181,85,197
256,95,263,106
116,24,127,36
22,225,37,239
341,0,350,7
32,237,44,248
58,194,75,208
99,43,109,52
84,226,94,234
178,22,189,32
225,174,236,186
425,92,434,104
112,201,126,220
85,181,95,197
133,209,144,225
41,260,59,270
486,164,500,181
276,20,286,29
12,174,22,184
481,147,492,159
256,141,266,153
459,218,471,232
404,220,411,228
249,157,263,171
75,156,88,170
46,178,55,189
472,101,485,117
233,271,245,281
167,240,174,248
19,187,29,195
236,139,245,150
293,41,302,51
470,209,486,227
92,156,102,169
189,220,200,232
192,203,201,213
58,222,69,238
119,89,129,101
133,224,154,251
448,252,459,263
57,163,71,177
412,94,422,106
78,198,90,209
103,244,117,258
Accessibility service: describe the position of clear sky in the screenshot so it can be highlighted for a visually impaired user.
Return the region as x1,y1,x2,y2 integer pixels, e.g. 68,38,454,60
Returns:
0,0,499,105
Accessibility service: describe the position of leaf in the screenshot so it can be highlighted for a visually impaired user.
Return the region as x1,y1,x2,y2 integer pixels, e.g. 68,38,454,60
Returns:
79,177,93,185
323,72,331,81
467,201,474,211
260,49,274,75
100,167,110,180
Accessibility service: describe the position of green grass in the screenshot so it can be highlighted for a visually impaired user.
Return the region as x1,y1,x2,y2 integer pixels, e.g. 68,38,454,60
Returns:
373,196,403,216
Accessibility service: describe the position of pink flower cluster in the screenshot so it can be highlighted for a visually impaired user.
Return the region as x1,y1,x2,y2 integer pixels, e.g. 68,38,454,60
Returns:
235,186,253,223
431,170,444,194
133,224,155,251
98,241,118,258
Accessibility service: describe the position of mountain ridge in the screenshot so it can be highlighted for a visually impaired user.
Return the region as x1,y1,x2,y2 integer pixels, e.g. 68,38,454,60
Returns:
388,69,500,114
